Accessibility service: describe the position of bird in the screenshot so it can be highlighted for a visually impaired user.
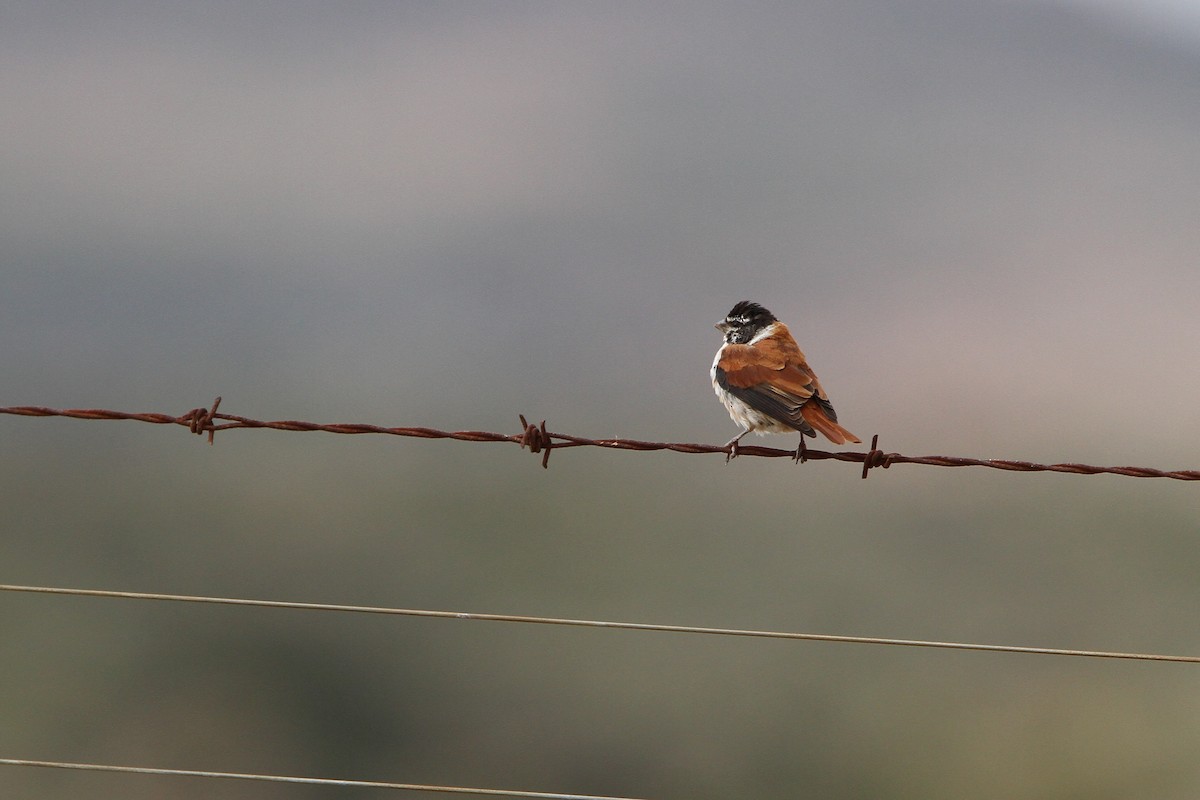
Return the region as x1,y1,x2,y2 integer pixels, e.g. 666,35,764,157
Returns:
711,300,860,460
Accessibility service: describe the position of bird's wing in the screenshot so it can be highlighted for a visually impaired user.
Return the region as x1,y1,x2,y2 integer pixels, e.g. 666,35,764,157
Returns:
715,342,824,434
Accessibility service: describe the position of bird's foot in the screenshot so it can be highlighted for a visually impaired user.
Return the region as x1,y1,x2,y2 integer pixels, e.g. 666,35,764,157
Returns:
723,433,747,463
792,436,808,464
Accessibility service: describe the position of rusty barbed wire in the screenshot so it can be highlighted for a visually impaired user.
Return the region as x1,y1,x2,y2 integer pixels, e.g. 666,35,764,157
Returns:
2,399,1198,481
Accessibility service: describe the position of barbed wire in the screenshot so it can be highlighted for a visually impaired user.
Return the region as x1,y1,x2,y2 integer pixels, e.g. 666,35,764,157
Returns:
3,584,1196,663
0,758,646,799
2,398,1198,480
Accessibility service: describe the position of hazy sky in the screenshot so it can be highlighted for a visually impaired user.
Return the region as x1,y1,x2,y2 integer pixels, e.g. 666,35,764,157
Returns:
5,0,1199,461
1072,0,1200,40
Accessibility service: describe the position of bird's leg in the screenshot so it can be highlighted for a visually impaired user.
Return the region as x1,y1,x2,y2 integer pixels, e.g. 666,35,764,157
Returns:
724,429,750,463
793,434,808,464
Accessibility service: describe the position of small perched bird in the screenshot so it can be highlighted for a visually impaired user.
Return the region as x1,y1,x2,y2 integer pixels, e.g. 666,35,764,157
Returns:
711,301,860,459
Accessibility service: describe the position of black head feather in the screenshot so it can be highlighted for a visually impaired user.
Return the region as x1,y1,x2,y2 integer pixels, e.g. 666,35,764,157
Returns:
726,301,775,324
719,301,777,344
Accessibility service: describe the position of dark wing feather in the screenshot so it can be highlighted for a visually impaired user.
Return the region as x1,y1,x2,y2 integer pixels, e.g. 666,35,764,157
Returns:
713,364,817,436
716,332,850,436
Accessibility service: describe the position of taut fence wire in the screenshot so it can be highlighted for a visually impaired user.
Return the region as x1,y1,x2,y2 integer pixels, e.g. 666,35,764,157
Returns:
2,398,1197,480
2,584,1196,663
0,758,646,799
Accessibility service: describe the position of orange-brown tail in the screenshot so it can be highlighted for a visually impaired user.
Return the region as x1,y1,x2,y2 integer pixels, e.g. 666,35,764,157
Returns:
800,403,862,445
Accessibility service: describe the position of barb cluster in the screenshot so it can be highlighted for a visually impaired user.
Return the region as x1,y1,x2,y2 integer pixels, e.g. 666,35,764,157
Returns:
2,400,1198,481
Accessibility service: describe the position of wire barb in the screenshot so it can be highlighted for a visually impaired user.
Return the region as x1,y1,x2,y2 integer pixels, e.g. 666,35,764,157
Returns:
179,396,222,444
518,414,552,468
2,401,1199,481
861,434,894,479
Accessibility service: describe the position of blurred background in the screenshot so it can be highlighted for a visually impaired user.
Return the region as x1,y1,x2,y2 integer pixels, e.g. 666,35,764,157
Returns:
3,1,1200,797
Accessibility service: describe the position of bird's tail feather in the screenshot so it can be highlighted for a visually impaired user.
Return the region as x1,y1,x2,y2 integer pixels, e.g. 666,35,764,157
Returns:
800,404,862,445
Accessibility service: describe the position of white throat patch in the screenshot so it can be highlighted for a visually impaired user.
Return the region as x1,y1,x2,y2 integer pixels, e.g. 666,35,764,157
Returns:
747,321,779,345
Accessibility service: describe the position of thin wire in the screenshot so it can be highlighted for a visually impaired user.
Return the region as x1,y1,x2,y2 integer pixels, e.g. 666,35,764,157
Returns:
2,584,1196,663
2,400,1198,480
0,758,646,799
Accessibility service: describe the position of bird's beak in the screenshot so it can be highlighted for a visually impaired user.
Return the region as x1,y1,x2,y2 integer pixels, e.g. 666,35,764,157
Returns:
715,321,730,332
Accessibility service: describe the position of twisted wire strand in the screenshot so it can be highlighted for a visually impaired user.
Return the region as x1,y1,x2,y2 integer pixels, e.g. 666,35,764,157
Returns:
3,584,1196,663
2,400,1198,480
